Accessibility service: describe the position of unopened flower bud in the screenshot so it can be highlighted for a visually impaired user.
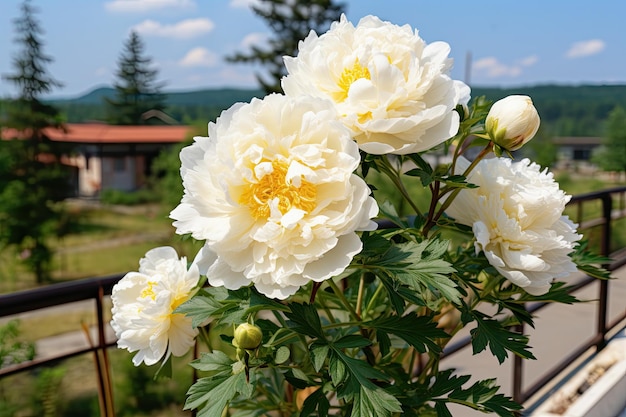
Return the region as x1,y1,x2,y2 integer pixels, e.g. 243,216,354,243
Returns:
485,95,540,151
233,323,263,350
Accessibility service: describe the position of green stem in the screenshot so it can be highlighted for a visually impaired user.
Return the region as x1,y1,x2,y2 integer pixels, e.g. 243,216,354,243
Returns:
327,279,360,321
362,281,385,319
378,156,424,220
355,275,365,317
430,142,494,227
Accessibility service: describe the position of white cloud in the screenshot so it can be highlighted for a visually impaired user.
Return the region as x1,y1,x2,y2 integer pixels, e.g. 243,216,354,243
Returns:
230,0,262,9
473,55,538,79
519,55,538,67
133,18,214,39
241,32,269,49
566,39,605,58
105,0,195,13
179,47,218,67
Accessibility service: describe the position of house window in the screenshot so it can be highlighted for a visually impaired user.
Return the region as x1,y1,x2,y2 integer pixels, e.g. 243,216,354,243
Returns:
573,149,591,161
114,157,126,172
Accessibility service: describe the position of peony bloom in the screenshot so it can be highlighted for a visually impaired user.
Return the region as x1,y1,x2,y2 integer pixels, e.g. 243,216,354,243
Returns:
170,94,378,299
445,157,581,295
281,14,470,155
485,95,540,151
110,247,200,366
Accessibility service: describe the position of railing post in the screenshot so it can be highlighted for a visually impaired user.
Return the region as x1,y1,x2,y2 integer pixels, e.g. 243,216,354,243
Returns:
596,193,612,351
512,321,524,405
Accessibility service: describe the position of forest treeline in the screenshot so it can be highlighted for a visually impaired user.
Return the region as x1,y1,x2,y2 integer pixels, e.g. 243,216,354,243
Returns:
2,83,623,136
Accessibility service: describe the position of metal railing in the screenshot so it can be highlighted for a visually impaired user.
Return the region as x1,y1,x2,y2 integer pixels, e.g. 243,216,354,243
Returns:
1,187,626,414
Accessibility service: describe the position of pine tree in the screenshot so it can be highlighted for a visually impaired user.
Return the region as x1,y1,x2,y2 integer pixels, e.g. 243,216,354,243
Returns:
226,0,345,94
106,31,166,125
1,0,70,283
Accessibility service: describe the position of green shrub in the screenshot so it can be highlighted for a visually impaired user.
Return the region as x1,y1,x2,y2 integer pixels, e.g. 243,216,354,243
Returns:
100,189,160,206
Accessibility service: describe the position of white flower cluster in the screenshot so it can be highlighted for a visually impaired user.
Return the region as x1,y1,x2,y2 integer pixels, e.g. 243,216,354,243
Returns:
171,95,378,300
282,15,470,155
445,157,582,295
111,14,582,369
110,247,199,366
169,14,470,300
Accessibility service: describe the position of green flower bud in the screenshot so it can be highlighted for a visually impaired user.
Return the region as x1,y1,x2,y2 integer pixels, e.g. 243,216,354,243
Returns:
485,95,540,151
233,323,263,350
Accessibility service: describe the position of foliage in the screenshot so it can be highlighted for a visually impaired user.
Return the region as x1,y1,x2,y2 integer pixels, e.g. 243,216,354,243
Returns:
161,96,607,417
109,12,611,416
591,106,626,174
106,31,167,125
226,0,345,94
0,0,72,283
99,189,160,206
0,320,35,368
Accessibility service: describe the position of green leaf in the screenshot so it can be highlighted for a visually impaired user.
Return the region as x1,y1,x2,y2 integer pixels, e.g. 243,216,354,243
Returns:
333,335,372,350
184,371,253,417
517,281,579,305
300,386,330,417
175,291,223,328
332,350,388,396
469,311,535,364
285,303,326,340
311,344,330,372
570,241,612,280
189,350,234,374
351,385,402,417
379,239,461,304
366,313,448,354
274,346,290,364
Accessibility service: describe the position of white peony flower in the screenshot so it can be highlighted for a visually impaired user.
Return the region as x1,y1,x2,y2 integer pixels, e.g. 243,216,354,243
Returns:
170,94,378,300
281,14,470,155
445,157,581,295
486,95,540,151
110,246,200,366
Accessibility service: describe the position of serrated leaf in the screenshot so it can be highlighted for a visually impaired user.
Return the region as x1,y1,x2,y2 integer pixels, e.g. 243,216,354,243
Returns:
517,281,578,305
334,334,372,350
285,302,326,340
366,313,448,354
469,312,535,364
175,293,223,328
300,386,330,417
379,239,461,304
351,385,402,417
189,350,234,374
184,371,253,417
332,350,389,395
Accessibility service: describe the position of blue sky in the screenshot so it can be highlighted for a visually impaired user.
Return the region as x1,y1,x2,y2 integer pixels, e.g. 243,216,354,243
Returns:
1,0,625,98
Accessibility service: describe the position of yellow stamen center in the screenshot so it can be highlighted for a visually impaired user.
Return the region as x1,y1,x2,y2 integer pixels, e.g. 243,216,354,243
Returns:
240,160,317,220
338,59,370,101
141,281,157,300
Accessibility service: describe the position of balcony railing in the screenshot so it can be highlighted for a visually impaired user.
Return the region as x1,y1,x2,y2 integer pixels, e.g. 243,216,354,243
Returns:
1,187,626,415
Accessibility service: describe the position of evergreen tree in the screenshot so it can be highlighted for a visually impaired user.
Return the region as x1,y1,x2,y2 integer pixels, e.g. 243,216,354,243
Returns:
226,0,345,94
592,106,626,175
1,0,70,283
106,31,166,125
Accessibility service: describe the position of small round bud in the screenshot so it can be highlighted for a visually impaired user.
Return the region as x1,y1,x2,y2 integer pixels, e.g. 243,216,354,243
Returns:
485,95,540,151
233,323,263,350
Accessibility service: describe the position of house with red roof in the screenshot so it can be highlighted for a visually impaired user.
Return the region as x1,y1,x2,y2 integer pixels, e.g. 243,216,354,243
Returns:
2,123,191,197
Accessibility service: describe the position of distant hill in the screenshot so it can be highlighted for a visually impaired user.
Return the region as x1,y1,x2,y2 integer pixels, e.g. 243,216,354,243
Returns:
50,86,264,107
45,84,626,136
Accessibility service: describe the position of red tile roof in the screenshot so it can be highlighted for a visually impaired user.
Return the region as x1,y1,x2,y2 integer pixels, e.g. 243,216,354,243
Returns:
2,123,192,144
